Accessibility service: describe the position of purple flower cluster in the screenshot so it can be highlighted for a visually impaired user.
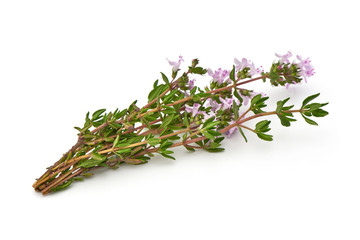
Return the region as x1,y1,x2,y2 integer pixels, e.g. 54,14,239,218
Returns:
275,51,315,88
167,55,184,72
296,55,315,82
167,52,314,139
185,97,242,138
234,57,263,77
207,68,230,84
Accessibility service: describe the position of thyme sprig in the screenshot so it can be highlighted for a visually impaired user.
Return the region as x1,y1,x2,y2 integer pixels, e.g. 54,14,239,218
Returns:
33,52,328,195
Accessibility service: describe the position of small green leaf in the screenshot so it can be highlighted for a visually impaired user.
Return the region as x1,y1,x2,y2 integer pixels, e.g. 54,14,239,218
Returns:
277,114,291,127
203,121,220,130
256,133,273,141
161,72,169,84
302,114,318,125
230,65,235,81
302,93,320,108
116,148,132,154
251,94,262,105
160,153,176,160
203,116,215,128
238,127,248,142
233,100,239,119
148,138,161,146
185,146,195,152
113,135,120,148
233,90,243,104
91,152,106,161
207,129,222,136
206,148,225,152
92,109,106,120
78,155,106,168
255,120,271,131
276,97,290,114
312,109,328,117
51,180,73,192
203,131,216,140
160,115,174,129
115,143,130,148
189,67,207,75
160,140,174,150
153,79,159,88
183,111,189,128
208,142,221,148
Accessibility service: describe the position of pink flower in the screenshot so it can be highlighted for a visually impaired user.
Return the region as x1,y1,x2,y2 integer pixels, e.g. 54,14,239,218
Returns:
185,103,201,116
296,55,315,82
167,55,184,72
234,57,249,71
203,112,216,121
219,97,233,110
249,62,262,77
275,51,292,64
188,79,195,90
208,68,229,84
225,120,237,138
205,99,222,112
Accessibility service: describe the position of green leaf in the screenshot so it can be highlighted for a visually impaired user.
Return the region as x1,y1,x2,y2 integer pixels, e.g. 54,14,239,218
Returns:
302,93,320,108
185,146,195,152
148,84,166,102
256,133,273,141
113,135,120,148
238,127,248,142
160,153,176,160
203,121,220,130
189,67,207,75
203,131,216,140
92,109,106,120
302,114,318,125
276,97,290,114
162,90,179,104
160,140,174,150
208,142,221,148
312,109,329,117
183,111,189,127
255,120,271,131
233,101,239,119
207,129,222,136
277,114,291,127
206,148,225,152
214,137,225,144
115,143,131,148
114,109,127,119
251,94,262,105
91,152,106,161
78,154,106,168
148,137,161,146
161,72,170,84
230,65,235,81
203,116,215,128
233,90,243,104
160,115,174,129
116,148,132,154
51,180,73,192
162,108,177,115
153,79,159,88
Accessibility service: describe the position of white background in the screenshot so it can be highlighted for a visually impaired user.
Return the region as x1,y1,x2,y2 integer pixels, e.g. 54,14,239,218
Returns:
1,0,359,239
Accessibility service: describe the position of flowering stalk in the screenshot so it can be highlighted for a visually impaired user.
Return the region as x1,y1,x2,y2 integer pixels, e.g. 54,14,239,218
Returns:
33,52,328,195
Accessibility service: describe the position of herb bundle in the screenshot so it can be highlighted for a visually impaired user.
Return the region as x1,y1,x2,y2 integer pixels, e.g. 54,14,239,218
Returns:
33,52,328,195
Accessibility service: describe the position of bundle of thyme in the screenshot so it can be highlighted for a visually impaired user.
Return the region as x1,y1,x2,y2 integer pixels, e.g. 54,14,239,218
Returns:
33,52,328,195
